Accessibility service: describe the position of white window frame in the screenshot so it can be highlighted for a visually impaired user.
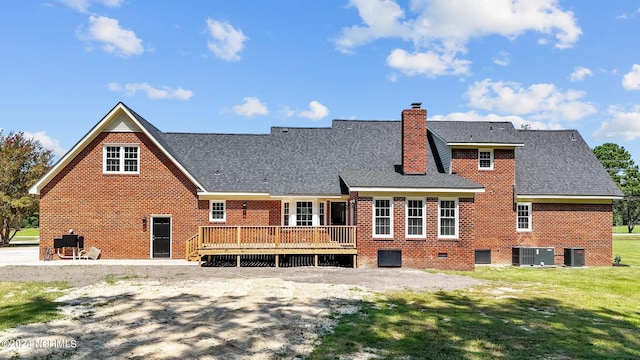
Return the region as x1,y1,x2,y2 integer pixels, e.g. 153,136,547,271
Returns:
282,202,290,226
438,198,459,239
516,202,532,232
405,198,425,238
295,201,314,226
319,202,325,226
478,148,494,170
209,200,226,222
372,197,393,238
281,199,320,226
103,144,140,174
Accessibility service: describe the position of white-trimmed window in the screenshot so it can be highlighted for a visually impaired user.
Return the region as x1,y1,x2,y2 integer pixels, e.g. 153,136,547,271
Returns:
478,149,494,170
517,203,532,231
319,202,325,226
296,201,313,226
373,198,393,238
406,199,425,238
103,144,139,174
439,199,458,238
283,202,290,226
209,201,226,222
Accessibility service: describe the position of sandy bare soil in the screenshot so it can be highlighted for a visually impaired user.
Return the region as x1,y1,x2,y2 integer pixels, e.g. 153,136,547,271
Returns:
0,266,482,359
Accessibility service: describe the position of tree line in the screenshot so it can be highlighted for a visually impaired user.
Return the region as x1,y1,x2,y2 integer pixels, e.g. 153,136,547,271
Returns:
593,143,640,233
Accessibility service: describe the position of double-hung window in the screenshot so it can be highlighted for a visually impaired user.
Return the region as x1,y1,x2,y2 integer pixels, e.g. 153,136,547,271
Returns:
296,201,313,226
439,199,458,238
210,201,226,222
103,145,139,174
517,203,532,231
373,198,393,238
406,199,425,238
478,149,494,170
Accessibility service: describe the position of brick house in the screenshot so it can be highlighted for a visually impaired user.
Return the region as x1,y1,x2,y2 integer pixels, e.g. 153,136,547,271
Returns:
29,102,622,270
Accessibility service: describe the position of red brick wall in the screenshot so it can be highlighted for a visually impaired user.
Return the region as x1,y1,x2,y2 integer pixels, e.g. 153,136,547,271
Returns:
401,107,428,174
451,148,515,258
40,132,202,260
512,203,612,266
354,194,475,270
450,147,613,266
210,200,281,226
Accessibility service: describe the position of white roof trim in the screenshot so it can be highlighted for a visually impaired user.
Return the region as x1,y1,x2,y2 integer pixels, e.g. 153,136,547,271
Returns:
29,103,206,195
349,187,485,193
516,194,623,200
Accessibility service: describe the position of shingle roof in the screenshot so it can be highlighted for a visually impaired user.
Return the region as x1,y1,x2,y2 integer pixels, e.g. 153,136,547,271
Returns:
428,121,523,145
130,107,619,198
160,120,481,195
515,130,623,197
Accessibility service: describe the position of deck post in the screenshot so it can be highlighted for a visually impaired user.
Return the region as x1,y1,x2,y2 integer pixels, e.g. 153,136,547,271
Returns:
353,254,357,268
198,226,204,247
275,254,279,267
236,227,241,246
237,255,241,267
275,226,280,248
314,254,318,267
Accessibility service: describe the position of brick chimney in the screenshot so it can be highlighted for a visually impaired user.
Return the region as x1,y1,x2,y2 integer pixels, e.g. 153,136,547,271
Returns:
402,102,427,175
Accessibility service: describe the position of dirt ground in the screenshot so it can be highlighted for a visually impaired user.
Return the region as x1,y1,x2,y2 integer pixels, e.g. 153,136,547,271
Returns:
0,265,482,359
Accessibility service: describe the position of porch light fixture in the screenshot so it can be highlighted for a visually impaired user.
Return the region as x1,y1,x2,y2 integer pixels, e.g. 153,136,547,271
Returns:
242,202,247,210
142,216,147,225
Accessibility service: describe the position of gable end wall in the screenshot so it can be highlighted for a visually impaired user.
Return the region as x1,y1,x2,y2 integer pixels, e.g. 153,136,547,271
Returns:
39,132,204,260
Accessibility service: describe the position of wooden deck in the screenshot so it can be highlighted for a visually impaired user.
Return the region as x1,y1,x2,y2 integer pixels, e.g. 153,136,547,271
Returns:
186,226,357,267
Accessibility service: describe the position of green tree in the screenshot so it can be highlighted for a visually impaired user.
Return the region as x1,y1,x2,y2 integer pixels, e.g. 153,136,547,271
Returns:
593,143,640,233
0,131,53,245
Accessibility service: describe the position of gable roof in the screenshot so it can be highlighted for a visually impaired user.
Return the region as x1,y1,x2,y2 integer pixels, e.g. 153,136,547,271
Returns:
29,102,206,195
31,103,621,200
515,130,623,198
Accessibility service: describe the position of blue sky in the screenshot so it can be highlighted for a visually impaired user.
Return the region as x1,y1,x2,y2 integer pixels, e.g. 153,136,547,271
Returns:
1,0,640,164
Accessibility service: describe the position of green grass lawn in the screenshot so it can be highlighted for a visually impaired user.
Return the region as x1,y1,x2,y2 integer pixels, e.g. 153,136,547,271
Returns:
14,228,40,237
613,237,640,265
613,225,640,234
0,282,70,331
309,239,640,360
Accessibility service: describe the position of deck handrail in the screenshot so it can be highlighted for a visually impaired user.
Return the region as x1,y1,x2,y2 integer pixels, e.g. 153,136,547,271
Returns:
185,234,199,260
198,225,356,249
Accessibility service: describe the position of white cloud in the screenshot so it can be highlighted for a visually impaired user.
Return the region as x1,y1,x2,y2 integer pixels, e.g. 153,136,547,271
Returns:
336,0,581,77
465,79,596,122
492,51,510,66
24,131,66,158
232,97,269,117
59,0,124,13
430,111,561,130
570,66,593,82
298,101,329,121
593,105,640,141
622,64,640,90
108,82,193,100
279,101,330,121
206,18,248,61
386,48,470,77
81,16,144,57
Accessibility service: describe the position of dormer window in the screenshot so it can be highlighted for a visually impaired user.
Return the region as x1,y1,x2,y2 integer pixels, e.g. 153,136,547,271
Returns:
478,149,494,170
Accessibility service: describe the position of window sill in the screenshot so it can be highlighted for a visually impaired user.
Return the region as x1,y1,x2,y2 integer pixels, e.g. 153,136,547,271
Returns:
405,237,426,241
438,238,459,242
372,237,394,241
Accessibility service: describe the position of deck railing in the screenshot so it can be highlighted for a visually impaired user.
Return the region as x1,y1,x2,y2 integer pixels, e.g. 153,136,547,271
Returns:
197,226,356,249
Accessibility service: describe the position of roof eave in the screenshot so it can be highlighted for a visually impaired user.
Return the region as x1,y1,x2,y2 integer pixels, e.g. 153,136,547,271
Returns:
348,186,485,193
